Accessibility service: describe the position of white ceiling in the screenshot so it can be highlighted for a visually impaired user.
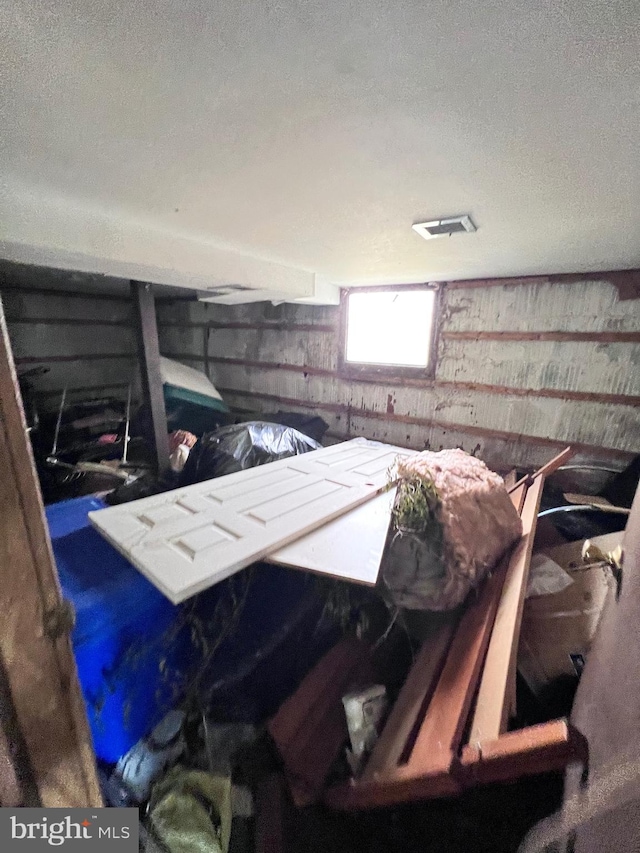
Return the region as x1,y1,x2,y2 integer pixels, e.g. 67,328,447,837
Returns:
2,0,639,298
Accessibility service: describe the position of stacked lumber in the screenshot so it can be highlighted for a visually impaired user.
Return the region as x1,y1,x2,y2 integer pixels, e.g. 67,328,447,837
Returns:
269,448,589,810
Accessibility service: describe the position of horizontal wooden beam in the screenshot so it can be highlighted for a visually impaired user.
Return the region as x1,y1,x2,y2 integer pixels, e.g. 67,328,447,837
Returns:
161,352,640,408
443,330,640,343
34,383,130,399
14,353,135,365
6,317,132,328
445,269,640,300
159,320,336,333
220,387,638,458
327,718,586,810
0,284,131,303
461,719,588,786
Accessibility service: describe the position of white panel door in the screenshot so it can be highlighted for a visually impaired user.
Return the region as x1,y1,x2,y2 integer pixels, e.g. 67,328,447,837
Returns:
89,439,412,603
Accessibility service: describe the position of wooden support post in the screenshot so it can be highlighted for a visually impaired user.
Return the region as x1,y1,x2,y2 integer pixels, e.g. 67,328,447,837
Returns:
131,281,170,474
0,301,102,807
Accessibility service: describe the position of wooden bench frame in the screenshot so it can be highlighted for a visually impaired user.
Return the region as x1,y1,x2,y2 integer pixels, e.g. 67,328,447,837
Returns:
270,448,588,809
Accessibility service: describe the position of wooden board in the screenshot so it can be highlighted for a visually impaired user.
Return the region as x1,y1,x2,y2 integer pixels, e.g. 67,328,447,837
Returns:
268,637,372,807
0,302,102,807
90,439,412,603
461,719,587,785
326,556,513,810
508,446,575,493
361,620,456,780
563,492,630,514
518,531,621,695
407,556,511,774
468,476,544,743
268,488,397,585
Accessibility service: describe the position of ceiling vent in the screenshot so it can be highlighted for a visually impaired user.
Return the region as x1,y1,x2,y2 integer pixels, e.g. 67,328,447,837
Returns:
412,215,476,240
202,284,256,297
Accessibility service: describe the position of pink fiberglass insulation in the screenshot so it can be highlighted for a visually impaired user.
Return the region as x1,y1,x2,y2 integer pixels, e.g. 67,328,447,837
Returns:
381,448,523,611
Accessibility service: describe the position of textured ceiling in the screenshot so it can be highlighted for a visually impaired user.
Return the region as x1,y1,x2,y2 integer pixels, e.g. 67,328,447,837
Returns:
1,0,639,296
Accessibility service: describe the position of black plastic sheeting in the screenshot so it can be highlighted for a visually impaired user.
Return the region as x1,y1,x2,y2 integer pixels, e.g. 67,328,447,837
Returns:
178,421,321,486
262,412,329,444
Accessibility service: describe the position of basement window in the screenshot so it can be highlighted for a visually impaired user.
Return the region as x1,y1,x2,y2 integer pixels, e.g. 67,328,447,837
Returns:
340,285,438,379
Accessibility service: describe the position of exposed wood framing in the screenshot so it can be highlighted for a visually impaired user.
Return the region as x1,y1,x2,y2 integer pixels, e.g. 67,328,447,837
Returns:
161,352,640,408
443,330,640,343
219,387,633,458
131,280,170,474
7,317,131,328
0,284,128,302
0,301,102,807
35,382,131,400
14,353,136,365
158,321,336,333
444,269,640,300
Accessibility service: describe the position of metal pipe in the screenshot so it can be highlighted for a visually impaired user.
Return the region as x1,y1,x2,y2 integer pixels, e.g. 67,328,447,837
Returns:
539,504,630,518
122,384,132,464
557,464,622,475
51,386,67,457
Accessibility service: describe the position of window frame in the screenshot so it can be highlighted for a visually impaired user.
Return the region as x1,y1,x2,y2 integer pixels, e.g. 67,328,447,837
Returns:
338,283,441,382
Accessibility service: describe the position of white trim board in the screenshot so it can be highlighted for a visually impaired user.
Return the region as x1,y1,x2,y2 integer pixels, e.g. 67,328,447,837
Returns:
89,439,412,603
268,487,397,586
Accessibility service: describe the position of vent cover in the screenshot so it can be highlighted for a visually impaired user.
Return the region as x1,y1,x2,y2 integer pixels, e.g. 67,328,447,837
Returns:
412,215,476,240
202,284,256,297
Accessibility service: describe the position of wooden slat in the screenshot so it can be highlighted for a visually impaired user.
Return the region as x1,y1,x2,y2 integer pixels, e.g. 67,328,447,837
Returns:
268,637,372,807
7,317,132,328
0,302,102,808
508,446,575,493
159,320,336,333
461,719,588,785
225,391,623,459
324,759,461,810
468,476,545,743
159,354,640,407
442,331,640,343
405,554,511,775
362,619,457,780
326,717,586,811
444,269,640,293
268,637,364,755
14,353,135,365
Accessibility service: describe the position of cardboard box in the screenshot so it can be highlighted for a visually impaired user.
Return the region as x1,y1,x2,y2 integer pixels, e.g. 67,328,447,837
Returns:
518,532,621,695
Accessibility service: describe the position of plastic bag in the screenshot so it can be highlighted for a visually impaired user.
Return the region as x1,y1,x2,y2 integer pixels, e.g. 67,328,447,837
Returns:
147,768,232,853
178,421,321,486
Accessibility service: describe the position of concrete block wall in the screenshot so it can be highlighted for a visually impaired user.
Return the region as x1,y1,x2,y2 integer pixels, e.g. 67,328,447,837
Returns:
157,272,640,471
